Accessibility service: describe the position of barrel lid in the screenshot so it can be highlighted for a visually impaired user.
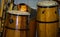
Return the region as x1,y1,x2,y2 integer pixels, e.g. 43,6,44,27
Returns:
7,10,30,15
37,1,58,6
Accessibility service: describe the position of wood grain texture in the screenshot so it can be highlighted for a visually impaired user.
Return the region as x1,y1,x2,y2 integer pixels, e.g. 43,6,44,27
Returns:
37,6,59,37
3,14,28,37
0,0,4,17
17,4,36,37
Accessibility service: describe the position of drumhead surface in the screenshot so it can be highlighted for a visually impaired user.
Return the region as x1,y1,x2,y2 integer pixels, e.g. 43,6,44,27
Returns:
37,1,58,6
7,10,30,15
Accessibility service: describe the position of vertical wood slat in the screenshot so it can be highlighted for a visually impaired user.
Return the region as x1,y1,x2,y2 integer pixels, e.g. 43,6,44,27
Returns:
0,0,5,17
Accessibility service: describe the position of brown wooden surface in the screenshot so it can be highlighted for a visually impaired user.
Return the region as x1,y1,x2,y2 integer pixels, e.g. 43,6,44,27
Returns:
0,0,4,17
3,14,28,37
17,3,36,37
37,6,59,37
29,18,36,37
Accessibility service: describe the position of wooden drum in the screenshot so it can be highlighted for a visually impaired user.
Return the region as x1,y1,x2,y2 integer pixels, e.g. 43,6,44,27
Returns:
3,11,30,37
17,3,36,37
37,1,59,37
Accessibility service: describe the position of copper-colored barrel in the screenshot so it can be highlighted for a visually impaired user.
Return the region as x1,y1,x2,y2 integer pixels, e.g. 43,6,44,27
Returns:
17,3,36,37
37,1,59,37
3,11,30,37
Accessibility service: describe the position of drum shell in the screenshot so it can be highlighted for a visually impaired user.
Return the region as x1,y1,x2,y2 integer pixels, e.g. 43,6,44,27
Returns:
37,6,58,22
29,9,36,37
37,6,59,37
37,23,58,37
3,13,29,37
29,18,36,37
17,4,36,37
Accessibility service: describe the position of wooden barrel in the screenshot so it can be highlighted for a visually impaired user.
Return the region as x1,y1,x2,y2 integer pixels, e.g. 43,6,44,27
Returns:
3,11,30,37
37,1,59,37
17,3,36,37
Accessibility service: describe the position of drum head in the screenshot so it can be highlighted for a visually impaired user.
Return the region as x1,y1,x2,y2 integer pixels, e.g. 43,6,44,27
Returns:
37,1,58,6
7,10,30,15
